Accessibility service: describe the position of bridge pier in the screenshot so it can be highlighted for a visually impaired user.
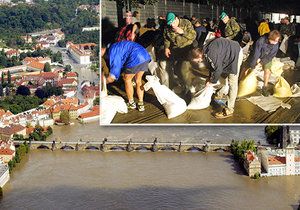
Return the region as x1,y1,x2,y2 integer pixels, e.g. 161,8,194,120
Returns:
178,142,183,152
126,140,134,152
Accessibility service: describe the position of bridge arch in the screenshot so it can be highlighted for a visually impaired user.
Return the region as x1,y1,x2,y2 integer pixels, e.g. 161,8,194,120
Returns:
187,146,204,152
213,148,227,152
60,145,74,150
135,145,150,151
160,146,176,151
110,146,125,151
37,145,50,150
85,146,99,150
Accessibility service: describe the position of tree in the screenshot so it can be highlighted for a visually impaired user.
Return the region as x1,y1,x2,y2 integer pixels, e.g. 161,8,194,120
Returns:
60,110,70,124
1,72,4,85
7,71,11,85
0,83,3,97
15,151,20,163
265,126,281,145
64,64,72,72
93,97,99,106
35,88,45,99
5,86,10,96
43,62,51,72
16,85,31,96
58,40,66,47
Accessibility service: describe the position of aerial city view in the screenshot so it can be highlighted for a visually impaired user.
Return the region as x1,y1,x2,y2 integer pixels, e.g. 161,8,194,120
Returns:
0,0,299,209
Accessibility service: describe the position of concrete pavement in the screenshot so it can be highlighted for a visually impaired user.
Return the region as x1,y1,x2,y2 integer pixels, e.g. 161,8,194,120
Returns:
108,68,300,124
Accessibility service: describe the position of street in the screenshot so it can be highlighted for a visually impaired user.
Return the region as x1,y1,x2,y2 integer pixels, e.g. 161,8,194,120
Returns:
49,46,99,101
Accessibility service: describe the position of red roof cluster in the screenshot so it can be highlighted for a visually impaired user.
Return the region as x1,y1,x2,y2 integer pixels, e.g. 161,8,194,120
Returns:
79,106,99,119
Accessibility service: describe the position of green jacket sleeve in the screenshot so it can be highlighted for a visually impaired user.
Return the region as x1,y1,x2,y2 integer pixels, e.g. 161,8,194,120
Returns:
163,29,171,49
175,20,196,46
227,19,240,40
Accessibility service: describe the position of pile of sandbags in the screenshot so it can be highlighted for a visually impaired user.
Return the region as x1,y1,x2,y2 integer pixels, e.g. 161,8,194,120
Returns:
144,75,187,119
280,57,296,70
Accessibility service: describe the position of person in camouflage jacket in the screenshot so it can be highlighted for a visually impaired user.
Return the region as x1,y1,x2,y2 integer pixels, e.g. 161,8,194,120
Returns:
220,12,241,41
162,12,196,91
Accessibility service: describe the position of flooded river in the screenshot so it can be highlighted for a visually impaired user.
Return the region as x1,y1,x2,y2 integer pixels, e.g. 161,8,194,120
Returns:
1,150,299,209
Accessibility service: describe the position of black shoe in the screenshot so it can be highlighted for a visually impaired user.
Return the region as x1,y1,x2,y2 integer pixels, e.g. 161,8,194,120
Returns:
262,86,270,97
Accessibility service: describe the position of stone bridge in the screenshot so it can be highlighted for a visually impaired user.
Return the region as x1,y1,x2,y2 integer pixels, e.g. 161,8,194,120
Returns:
13,139,231,153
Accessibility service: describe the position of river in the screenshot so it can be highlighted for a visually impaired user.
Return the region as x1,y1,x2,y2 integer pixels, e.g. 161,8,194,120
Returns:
1,150,300,209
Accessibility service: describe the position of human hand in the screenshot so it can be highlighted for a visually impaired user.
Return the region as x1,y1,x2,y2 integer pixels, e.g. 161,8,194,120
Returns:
256,59,261,64
106,75,115,84
172,26,184,34
165,48,171,58
205,80,212,88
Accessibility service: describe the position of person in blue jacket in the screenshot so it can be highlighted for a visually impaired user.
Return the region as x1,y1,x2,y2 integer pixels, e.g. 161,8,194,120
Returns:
248,30,281,96
101,41,151,111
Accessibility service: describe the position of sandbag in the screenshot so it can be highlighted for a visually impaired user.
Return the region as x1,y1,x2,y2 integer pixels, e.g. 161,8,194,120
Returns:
270,58,284,77
100,78,128,125
279,34,289,54
187,86,215,110
273,76,292,98
144,75,187,119
100,95,128,125
101,77,108,98
238,69,258,97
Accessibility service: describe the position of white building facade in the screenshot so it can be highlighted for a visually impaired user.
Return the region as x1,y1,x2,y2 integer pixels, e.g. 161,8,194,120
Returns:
290,126,300,145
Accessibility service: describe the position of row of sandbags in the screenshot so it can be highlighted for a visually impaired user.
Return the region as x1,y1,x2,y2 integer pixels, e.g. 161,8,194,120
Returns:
238,58,293,98
144,75,216,119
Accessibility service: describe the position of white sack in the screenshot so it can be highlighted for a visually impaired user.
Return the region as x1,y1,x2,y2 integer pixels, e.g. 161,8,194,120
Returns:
187,86,215,110
100,95,128,125
100,78,128,125
144,75,187,119
279,35,289,54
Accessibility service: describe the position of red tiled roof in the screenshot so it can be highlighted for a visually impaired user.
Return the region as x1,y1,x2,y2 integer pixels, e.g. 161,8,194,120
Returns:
65,72,77,78
6,49,18,55
57,78,77,86
0,148,14,155
246,151,255,162
24,57,51,64
0,124,25,136
268,156,286,165
27,61,45,70
79,106,99,119
40,72,57,78
26,127,35,135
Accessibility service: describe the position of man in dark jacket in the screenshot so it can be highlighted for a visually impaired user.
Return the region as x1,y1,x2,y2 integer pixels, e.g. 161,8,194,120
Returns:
194,20,207,47
190,38,243,118
101,41,151,112
248,30,281,96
